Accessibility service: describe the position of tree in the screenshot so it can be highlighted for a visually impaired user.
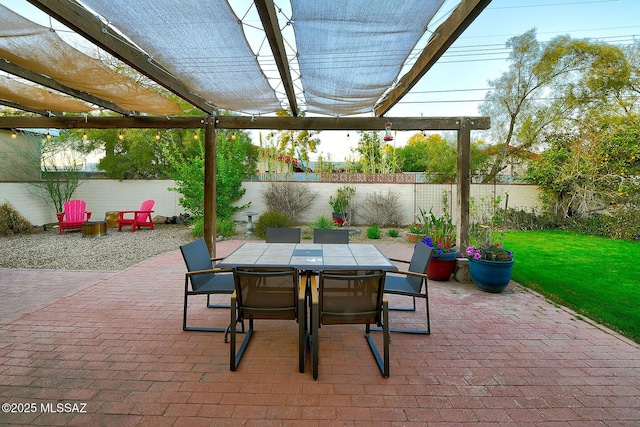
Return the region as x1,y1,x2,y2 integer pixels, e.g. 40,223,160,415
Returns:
262,110,320,173
354,131,400,173
13,132,86,214
480,29,635,184
165,127,257,220
397,132,490,181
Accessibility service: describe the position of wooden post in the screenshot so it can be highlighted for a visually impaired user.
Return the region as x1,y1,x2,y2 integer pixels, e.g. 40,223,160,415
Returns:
456,117,471,252
203,115,217,257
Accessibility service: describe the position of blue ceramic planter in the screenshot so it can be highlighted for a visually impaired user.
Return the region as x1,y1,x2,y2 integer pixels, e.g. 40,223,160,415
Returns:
468,257,515,293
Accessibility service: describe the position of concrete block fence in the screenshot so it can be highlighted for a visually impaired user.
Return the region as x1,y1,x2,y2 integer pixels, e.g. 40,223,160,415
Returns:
1,179,542,227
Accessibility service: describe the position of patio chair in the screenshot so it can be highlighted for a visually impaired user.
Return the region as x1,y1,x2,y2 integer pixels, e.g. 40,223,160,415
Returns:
117,199,155,232
382,240,433,334
180,238,235,334
56,199,91,235
230,267,307,373
266,227,301,243
311,269,389,379
313,228,349,244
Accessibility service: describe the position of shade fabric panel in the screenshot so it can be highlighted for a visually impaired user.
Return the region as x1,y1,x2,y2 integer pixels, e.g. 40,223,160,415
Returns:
81,0,282,115
0,77,94,113
0,5,181,115
290,0,445,116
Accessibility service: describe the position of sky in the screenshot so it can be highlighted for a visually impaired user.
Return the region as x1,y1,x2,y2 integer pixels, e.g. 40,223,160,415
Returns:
3,0,640,161
320,0,640,160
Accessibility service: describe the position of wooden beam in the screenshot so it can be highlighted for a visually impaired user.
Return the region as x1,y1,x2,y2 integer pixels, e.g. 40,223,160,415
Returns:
0,116,205,129
456,118,472,252
254,0,298,116
215,116,490,131
0,115,490,131
0,100,60,117
0,58,130,115
26,0,216,114
374,0,492,116
203,116,216,257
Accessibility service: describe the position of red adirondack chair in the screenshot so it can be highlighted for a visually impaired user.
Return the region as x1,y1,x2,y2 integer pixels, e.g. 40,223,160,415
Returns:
117,200,155,232
56,200,92,235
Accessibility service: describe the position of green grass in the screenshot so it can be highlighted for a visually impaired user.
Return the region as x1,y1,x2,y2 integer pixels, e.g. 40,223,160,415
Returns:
503,230,640,343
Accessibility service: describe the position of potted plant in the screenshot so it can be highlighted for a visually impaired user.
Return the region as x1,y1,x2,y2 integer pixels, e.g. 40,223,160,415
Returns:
465,195,514,293
405,221,425,243
416,199,457,281
329,186,355,226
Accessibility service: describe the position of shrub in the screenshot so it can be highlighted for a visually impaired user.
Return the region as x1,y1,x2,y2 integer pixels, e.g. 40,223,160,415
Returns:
253,210,293,239
366,224,381,239
189,216,236,238
217,218,236,237
0,202,35,235
387,229,399,238
263,181,318,222
309,215,336,230
359,189,403,227
190,216,204,237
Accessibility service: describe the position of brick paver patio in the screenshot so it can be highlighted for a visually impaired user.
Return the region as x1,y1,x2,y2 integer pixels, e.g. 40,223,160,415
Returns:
1,240,639,426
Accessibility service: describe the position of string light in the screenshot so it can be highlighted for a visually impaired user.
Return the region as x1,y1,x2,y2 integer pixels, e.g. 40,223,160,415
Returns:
11,130,17,138
155,132,161,140
231,132,236,140
82,131,88,140
193,132,199,140
118,131,124,140
46,131,51,140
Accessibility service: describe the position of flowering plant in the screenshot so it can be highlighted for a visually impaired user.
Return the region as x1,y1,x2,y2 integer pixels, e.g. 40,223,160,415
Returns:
418,235,455,257
466,195,513,262
465,243,513,261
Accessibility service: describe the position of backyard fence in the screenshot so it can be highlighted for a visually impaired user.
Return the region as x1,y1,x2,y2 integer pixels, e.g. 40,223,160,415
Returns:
1,174,541,227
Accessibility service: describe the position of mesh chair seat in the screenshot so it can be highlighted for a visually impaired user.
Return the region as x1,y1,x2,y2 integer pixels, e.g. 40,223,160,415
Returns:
383,275,421,296
196,274,235,293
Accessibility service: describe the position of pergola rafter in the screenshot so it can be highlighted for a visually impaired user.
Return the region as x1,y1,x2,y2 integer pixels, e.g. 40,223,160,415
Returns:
374,0,492,116
254,0,299,117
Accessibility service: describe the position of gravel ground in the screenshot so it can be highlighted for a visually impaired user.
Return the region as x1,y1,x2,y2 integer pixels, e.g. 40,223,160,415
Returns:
0,224,409,271
0,224,196,271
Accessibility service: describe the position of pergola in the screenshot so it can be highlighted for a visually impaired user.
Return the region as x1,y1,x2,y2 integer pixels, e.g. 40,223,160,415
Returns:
0,0,491,254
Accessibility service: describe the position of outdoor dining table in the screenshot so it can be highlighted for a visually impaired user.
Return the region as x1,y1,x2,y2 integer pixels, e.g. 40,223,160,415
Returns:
216,242,398,273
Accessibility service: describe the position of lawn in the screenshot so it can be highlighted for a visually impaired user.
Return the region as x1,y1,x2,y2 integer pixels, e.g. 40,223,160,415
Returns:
503,230,640,344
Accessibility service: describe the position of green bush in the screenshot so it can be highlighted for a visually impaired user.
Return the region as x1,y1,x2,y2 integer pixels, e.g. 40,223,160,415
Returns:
0,202,35,235
309,215,336,230
190,216,204,237
253,210,293,239
366,224,381,239
190,216,237,238
387,229,399,238
217,218,236,237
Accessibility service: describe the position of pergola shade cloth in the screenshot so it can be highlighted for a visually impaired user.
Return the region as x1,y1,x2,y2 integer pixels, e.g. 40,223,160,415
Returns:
0,77,93,113
80,0,282,115
290,0,445,116
0,4,181,115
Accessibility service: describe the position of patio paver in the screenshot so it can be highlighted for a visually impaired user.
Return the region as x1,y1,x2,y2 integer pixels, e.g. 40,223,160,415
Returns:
1,239,639,426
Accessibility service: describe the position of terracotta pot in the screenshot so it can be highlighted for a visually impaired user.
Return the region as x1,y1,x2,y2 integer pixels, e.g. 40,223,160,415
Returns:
405,232,425,243
426,251,457,281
